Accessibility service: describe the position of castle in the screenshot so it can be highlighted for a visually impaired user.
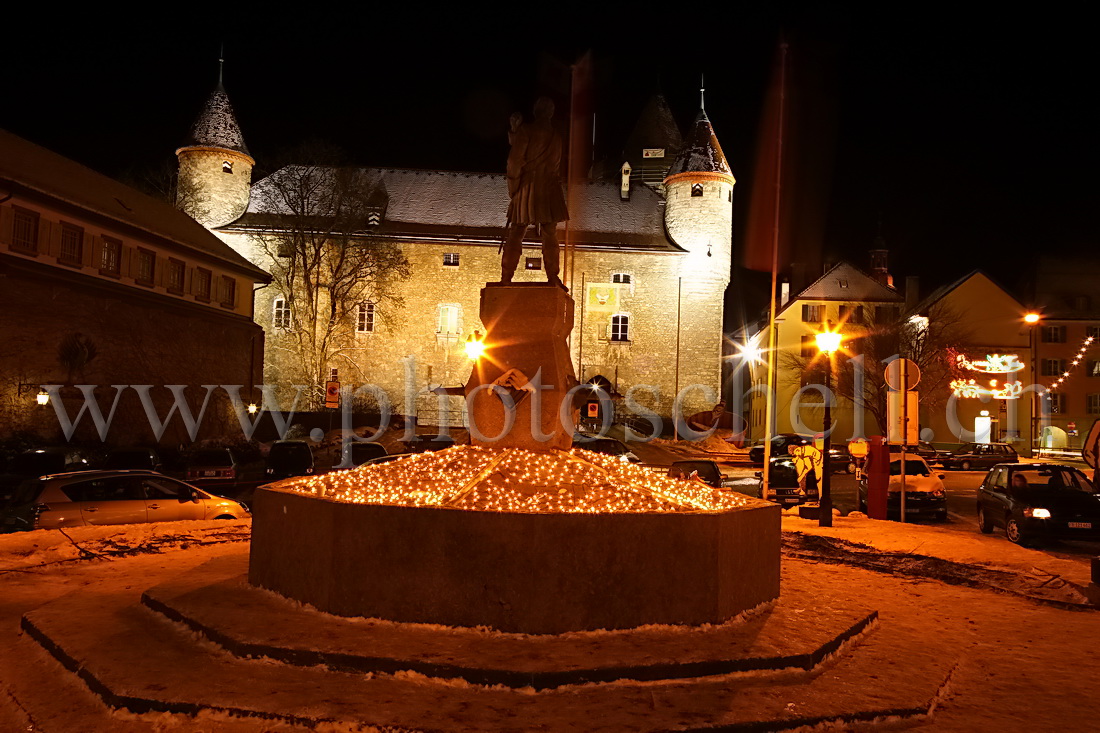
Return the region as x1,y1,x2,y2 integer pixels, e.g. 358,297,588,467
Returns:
176,80,735,425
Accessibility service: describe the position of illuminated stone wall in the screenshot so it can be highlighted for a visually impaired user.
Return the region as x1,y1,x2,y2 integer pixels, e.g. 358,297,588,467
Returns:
176,147,254,229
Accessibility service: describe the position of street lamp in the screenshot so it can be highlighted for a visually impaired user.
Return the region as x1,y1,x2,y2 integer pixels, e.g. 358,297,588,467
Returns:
36,389,50,407
1025,313,1041,455
815,329,842,527
465,330,486,361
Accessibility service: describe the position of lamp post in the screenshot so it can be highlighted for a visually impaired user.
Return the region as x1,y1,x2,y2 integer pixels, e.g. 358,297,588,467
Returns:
1025,312,1041,456
815,330,842,528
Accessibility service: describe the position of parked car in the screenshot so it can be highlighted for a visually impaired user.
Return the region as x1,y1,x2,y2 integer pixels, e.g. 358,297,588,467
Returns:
977,463,1100,545
667,460,737,490
858,455,947,521
0,470,248,533
753,457,818,507
749,434,809,464
573,436,640,463
102,447,164,472
940,442,1018,471
337,441,388,468
0,448,93,505
265,440,316,481
183,447,264,498
887,441,942,465
402,435,457,453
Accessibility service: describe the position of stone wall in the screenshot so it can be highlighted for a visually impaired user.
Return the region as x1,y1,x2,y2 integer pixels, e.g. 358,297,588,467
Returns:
0,262,263,447
177,148,253,229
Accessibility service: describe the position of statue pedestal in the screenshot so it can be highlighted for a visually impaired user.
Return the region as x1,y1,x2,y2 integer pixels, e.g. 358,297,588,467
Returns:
465,283,577,450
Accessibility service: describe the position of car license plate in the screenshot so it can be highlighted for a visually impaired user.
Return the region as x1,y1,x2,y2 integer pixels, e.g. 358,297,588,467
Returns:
203,470,216,477
1068,522,1092,529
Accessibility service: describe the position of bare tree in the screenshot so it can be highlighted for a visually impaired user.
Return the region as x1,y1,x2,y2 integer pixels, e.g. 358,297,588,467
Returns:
781,302,973,432
250,144,410,408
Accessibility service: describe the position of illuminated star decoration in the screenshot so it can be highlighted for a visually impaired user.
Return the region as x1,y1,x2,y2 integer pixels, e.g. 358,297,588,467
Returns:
951,353,1026,400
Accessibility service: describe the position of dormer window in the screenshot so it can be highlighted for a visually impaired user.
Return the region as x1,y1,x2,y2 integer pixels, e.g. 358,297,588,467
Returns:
691,183,703,197
222,161,233,174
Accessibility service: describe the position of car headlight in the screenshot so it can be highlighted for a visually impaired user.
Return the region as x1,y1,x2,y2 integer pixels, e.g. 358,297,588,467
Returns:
1023,507,1051,519
931,489,945,498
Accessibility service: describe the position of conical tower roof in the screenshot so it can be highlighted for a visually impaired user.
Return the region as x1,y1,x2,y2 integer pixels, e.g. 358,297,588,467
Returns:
664,109,732,181
179,83,251,157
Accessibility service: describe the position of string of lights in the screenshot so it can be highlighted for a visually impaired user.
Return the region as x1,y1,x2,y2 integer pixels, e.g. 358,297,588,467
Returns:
280,445,757,514
1046,335,1096,392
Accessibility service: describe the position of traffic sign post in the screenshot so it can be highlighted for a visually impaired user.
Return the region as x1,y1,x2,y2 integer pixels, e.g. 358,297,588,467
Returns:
885,359,920,523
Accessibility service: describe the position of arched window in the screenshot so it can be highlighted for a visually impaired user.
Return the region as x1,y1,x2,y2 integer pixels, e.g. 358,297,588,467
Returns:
357,302,376,333
222,161,233,174
691,183,703,197
273,298,291,329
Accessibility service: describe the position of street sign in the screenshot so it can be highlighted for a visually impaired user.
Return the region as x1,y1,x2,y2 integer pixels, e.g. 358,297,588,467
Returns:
884,359,921,391
324,380,341,409
887,390,919,445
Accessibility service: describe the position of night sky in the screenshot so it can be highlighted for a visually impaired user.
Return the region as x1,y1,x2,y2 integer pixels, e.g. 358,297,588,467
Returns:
2,13,1095,316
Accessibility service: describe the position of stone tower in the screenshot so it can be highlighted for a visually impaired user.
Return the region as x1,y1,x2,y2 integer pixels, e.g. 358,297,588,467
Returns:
176,70,253,229
662,102,735,285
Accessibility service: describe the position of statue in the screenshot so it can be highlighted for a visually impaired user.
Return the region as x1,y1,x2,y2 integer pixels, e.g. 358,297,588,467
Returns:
501,97,569,287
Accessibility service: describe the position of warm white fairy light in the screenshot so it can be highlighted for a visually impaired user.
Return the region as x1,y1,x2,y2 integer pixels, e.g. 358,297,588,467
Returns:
1048,335,1095,392
278,445,754,514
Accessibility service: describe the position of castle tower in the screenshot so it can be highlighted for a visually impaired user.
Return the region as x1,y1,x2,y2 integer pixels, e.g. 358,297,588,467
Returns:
176,64,253,229
663,96,735,285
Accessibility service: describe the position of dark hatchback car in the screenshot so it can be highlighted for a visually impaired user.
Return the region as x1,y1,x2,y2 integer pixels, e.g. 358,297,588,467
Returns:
337,441,388,468
887,441,942,465
940,442,1018,471
753,457,818,508
977,463,1100,545
0,448,92,505
573,436,641,463
667,460,736,490
749,434,809,464
184,447,263,494
265,440,316,481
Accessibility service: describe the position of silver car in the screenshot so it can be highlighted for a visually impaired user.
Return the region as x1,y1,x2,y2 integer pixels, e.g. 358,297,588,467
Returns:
0,470,249,532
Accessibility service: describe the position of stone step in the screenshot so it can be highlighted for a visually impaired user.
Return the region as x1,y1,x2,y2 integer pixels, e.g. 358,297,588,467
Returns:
142,552,879,689
23,579,958,732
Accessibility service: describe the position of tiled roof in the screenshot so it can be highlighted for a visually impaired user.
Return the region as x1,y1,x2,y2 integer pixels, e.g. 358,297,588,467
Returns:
0,128,268,280
179,85,250,157
791,262,903,302
235,167,681,251
665,110,732,180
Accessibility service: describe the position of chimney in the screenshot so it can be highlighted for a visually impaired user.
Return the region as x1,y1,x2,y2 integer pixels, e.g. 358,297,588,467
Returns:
869,249,893,287
620,161,631,200
905,276,920,311
780,280,790,305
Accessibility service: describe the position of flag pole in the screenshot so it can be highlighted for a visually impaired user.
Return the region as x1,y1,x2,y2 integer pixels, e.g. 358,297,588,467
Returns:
762,42,788,498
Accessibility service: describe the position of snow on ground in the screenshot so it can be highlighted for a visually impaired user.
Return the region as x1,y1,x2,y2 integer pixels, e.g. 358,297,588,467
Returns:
0,519,1098,731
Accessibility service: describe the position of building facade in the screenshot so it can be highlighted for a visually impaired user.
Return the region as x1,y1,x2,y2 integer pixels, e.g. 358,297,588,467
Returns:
177,85,735,424
0,129,270,447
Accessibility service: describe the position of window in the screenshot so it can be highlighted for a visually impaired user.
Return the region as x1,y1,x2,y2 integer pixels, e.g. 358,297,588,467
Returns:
1088,394,1100,415
273,298,291,329
876,305,900,324
442,253,460,267
222,161,233,174
838,305,863,324
801,304,823,322
610,314,630,342
59,223,83,265
11,206,39,253
1090,361,1100,378
219,276,236,307
357,302,375,333
1041,359,1067,377
1047,393,1066,414
194,268,212,300
1041,325,1066,343
100,237,121,274
800,335,818,357
525,257,542,270
1088,326,1100,340
611,272,632,284
438,304,460,335
167,259,185,293
135,248,156,285
690,183,703,197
